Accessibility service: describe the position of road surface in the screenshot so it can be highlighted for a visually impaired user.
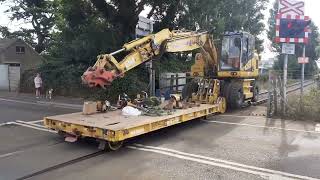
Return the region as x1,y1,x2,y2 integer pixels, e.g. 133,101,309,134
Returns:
0,98,77,123
0,97,320,180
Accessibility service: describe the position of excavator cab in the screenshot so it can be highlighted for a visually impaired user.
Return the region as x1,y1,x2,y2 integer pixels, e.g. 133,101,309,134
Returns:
218,32,258,78
217,32,259,109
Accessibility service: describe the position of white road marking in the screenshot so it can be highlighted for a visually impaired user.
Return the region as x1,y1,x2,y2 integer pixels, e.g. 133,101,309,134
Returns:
0,97,81,109
0,120,53,133
128,145,269,179
129,144,319,180
315,124,320,132
16,120,46,129
1,120,44,127
216,114,315,124
217,114,283,121
37,101,82,109
27,120,44,124
0,122,14,127
0,97,38,105
203,120,320,134
11,122,56,133
0,150,24,159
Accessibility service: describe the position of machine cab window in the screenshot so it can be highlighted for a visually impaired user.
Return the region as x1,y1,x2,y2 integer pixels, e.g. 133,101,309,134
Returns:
241,37,248,65
241,35,255,68
220,32,255,72
220,35,242,71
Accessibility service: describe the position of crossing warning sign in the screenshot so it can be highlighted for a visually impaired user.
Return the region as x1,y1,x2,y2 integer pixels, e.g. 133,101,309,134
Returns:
276,0,309,44
275,14,310,43
279,0,305,16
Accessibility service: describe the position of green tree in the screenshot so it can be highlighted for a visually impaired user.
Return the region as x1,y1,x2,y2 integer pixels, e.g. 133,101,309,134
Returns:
268,0,280,51
149,0,184,31
316,46,320,57
174,0,268,53
89,0,184,42
0,0,56,53
0,25,34,45
49,0,120,65
14,0,271,98
37,0,150,98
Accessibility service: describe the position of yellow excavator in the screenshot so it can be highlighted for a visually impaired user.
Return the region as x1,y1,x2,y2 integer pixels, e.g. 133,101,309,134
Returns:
81,29,259,109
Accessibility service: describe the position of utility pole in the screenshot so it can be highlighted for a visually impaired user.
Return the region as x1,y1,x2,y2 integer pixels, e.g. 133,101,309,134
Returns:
136,16,154,95
283,53,288,115
276,0,310,115
267,70,273,118
149,61,155,96
281,43,295,116
300,45,306,96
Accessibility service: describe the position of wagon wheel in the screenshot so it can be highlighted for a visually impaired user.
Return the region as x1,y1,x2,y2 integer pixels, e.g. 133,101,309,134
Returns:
252,85,259,102
218,97,227,113
107,141,124,151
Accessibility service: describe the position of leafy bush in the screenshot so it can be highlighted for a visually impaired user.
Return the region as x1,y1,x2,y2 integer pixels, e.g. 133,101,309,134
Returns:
88,67,149,102
20,69,38,93
20,60,149,103
153,54,194,73
20,62,88,96
287,88,320,121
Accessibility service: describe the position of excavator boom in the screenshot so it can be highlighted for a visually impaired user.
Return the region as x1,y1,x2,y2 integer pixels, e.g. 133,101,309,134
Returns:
81,29,218,88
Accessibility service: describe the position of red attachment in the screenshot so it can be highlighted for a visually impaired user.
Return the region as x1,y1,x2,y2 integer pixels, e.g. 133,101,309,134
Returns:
81,67,117,88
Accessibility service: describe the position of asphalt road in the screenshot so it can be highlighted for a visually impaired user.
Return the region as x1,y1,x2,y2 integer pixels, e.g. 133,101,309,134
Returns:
0,98,320,180
0,99,77,123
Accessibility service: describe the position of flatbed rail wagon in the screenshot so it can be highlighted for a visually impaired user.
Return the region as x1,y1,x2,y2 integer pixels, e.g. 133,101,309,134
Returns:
45,103,225,150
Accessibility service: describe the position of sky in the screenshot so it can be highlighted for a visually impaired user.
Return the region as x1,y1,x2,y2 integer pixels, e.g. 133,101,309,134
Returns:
0,0,320,61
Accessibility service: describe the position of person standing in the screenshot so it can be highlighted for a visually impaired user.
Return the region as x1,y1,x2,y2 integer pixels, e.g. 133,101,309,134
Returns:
34,73,42,98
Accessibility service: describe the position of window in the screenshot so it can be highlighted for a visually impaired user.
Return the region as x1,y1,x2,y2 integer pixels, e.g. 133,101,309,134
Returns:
7,63,20,67
220,36,241,71
16,46,25,54
248,36,255,59
241,37,248,65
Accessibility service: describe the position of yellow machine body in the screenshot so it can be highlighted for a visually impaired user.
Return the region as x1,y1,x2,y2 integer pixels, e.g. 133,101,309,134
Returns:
44,29,262,149
82,29,259,108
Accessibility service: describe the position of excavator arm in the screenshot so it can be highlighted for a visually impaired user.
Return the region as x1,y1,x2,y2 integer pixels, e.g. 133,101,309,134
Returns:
166,30,218,77
81,29,217,88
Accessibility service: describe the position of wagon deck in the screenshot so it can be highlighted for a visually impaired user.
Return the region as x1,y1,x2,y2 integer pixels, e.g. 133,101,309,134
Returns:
45,104,222,142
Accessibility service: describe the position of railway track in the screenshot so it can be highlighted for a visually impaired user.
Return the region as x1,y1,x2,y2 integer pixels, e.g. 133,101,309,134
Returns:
16,150,105,180
255,80,315,105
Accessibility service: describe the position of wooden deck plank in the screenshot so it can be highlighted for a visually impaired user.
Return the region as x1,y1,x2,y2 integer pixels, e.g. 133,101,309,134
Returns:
46,104,216,131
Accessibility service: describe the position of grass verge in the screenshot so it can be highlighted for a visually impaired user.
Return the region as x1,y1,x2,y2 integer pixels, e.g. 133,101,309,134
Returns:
287,87,320,121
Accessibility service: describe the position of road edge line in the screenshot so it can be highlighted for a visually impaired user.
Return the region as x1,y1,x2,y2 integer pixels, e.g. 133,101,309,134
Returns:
12,122,56,133
130,144,319,180
203,120,319,134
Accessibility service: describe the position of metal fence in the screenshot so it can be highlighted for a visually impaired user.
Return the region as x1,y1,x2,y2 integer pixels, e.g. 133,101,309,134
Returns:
266,70,319,118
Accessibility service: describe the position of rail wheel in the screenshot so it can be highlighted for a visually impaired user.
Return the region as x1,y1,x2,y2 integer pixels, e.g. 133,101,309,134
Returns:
107,141,124,151
218,97,227,113
228,82,244,109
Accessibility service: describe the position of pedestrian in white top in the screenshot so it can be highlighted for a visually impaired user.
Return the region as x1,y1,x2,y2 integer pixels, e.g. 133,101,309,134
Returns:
34,73,42,98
